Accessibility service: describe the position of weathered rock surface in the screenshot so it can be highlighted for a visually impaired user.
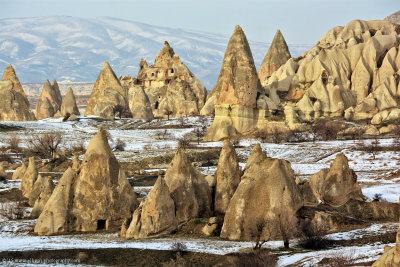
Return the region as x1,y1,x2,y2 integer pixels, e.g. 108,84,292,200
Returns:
385,10,400,24
31,176,55,218
128,85,154,120
124,176,177,239
258,30,291,83
60,87,80,117
372,223,400,267
203,25,264,141
121,42,207,119
12,163,27,180
35,79,62,119
21,157,38,198
243,143,267,171
164,148,211,224
34,127,137,235
220,154,303,241
308,153,364,206
0,65,35,121
214,139,242,215
0,163,7,179
85,62,130,119
28,174,46,206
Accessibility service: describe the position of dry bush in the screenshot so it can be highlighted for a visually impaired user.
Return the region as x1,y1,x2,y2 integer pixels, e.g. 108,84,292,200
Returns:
155,129,171,140
113,138,126,151
251,218,271,250
0,201,25,219
62,112,71,122
178,136,192,149
162,253,186,267
254,129,269,143
0,154,13,164
312,119,345,141
227,250,277,267
357,137,381,159
299,220,331,249
26,132,63,159
320,249,356,267
6,133,21,152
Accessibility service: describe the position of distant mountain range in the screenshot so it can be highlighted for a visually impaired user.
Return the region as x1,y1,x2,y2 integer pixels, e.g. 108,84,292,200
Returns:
0,16,313,89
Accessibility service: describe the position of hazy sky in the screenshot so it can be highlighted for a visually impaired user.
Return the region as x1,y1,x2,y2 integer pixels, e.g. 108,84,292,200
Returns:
0,0,398,44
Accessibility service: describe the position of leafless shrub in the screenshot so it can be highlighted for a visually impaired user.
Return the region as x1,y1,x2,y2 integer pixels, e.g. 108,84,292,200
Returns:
193,127,206,144
178,136,192,149
162,252,186,267
251,219,271,250
0,153,13,164
26,132,63,159
6,133,21,152
155,129,171,140
312,119,344,141
227,250,278,267
320,249,356,267
357,137,380,159
62,112,71,122
113,138,126,151
170,242,187,253
0,201,25,219
254,129,269,143
299,220,331,249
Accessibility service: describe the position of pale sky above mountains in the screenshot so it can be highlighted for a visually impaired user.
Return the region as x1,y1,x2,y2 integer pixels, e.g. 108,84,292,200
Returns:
0,0,398,44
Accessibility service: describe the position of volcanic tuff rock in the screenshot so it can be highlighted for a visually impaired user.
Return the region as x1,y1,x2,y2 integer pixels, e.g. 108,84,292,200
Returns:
220,154,303,241
258,30,291,83
85,61,130,119
264,19,400,127
127,85,154,121
21,157,38,198
0,65,35,121
12,163,27,180
34,127,137,235
203,25,268,141
31,176,54,218
372,223,400,266
124,176,178,239
308,153,364,206
60,87,80,117
214,139,242,215
35,79,62,119
28,174,46,207
0,163,7,179
121,41,207,119
164,147,212,224
385,11,400,24
243,143,267,171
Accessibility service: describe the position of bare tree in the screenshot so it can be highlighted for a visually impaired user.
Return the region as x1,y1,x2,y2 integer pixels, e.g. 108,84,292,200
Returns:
27,132,63,159
251,218,271,250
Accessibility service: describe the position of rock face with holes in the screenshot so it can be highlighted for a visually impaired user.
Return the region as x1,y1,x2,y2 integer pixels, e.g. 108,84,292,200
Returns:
258,30,291,83
121,42,207,119
124,176,178,239
0,65,35,121
308,153,364,206
34,127,137,235
263,19,400,127
36,79,63,119
21,157,38,198
203,25,269,141
164,147,212,224
214,139,242,215
372,223,400,267
60,87,80,117
85,62,130,119
220,150,302,241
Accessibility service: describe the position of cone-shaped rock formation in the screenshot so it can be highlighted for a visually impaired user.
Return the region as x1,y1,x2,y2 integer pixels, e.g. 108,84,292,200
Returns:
31,176,54,218
243,143,267,171
60,87,80,117
0,65,35,121
308,153,364,206
12,162,27,180
220,153,303,241
203,25,263,141
34,127,137,235
36,79,62,119
258,30,292,83
128,86,154,121
214,139,242,215
124,176,178,239
85,62,129,119
21,157,38,198
372,222,400,266
164,147,211,224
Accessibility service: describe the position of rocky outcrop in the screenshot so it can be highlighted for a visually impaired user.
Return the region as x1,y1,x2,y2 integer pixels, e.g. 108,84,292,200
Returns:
0,163,7,179
263,20,400,126
28,174,46,206
164,148,211,224
243,143,267,171
372,223,400,267
128,85,154,121
21,157,38,198
12,163,27,180
203,25,266,141
35,79,62,119
31,176,54,218
121,42,207,119
308,153,364,207
60,87,80,117
385,11,400,24
258,30,291,83
214,139,242,215
124,176,178,239
34,127,137,235
0,65,35,121
85,62,130,119
221,154,302,241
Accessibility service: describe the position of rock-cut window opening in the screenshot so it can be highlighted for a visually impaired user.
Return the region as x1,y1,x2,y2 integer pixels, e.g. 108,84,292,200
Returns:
155,101,159,109
97,219,106,230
